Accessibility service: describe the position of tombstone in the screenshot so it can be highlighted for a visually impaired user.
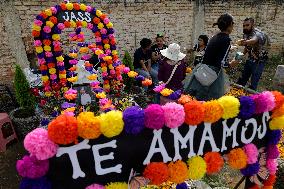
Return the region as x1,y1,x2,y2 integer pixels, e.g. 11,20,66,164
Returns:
273,65,284,93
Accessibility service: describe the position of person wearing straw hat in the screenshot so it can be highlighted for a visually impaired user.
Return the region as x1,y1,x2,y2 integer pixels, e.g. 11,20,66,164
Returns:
158,43,187,91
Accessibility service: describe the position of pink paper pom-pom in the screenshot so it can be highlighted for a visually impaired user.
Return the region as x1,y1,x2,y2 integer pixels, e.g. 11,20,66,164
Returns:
57,61,64,66
50,7,57,14
145,104,165,129
45,51,53,58
34,40,42,47
57,23,65,30
87,23,94,29
16,155,49,179
262,91,276,111
123,67,130,74
24,128,58,160
153,84,166,93
162,102,185,128
266,159,278,174
102,72,108,77
110,69,115,75
50,74,57,80
252,94,268,114
105,49,111,55
43,26,51,33
108,34,115,39
38,58,46,65
117,75,123,81
86,6,92,12
103,18,110,24
53,41,61,46
95,37,102,43
100,28,107,35
243,143,258,164
34,20,43,26
86,184,105,189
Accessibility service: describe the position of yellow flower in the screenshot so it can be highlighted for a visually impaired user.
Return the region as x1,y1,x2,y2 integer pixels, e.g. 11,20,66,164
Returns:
46,21,54,28
61,87,69,93
104,44,110,49
45,9,52,16
49,68,56,74
101,67,107,72
32,24,41,31
56,56,64,62
59,74,66,79
106,22,113,28
61,107,76,115
80,4,87,11
42,76,49,82
98,23,104,29
95,49,103,55
44,45,51,51
127,71,138,78
66,2,73,10
108,65,114,70
160,88,174,96
96,10,103,17
103,56,112,61
52,34,60,41
70,20,77,28
81,21,87,27
87,74,97,80
96,92,106,99
67,76,78,83
45,91,52,97
35,46,43,53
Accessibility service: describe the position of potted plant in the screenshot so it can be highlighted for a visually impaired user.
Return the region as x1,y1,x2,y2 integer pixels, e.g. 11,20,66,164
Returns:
10,65,40,138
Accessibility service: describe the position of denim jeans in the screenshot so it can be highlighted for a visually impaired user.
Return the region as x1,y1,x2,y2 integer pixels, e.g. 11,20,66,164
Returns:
151,63,159,72
135,68,158,85
237,58,266,90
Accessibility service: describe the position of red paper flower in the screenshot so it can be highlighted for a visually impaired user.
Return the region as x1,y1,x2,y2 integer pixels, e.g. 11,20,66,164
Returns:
204,152,224,174
32,31,40,37
93,17,101,24
49,16,58,24
184,100,205,125
43,39,51,46
143,162,169,185
73,3,80,10
60,3,67,10
64,21,71,28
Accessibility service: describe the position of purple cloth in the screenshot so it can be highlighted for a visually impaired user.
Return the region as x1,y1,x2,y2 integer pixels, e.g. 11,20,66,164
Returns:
158,59,186,91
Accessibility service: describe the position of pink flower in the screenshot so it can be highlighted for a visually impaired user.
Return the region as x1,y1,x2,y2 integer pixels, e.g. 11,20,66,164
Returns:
50,74,57,80
57,61,64,66
45,51,53,57
38,58,46,65
86,6,92,13
34,20,43,26
87,23,93,29
95,37,102,43
69,59,78,65
98,54,106,59
53,41,61,46
34,40,42,47
57,23,65,30
43,26,51,33
117,75,123,81
123,67,130,74
100,28,107,35
103,18,110,24
102,72,108,77
108,34,115,39
105,49,111,55
86,184,105,189
153,84,166,93
110,69,115,75
50,7,57,14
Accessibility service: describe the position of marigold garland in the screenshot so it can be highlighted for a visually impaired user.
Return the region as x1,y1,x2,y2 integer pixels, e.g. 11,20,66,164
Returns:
227,148,248,169
105,182,128,189
203,152,224,174
218,96,240,119
184,100,205,125
77,112,101,139
100,110,124,138
143,162,169,185
168,160,188,184
203,100,223,123
48,114,78,145
187,156,207,180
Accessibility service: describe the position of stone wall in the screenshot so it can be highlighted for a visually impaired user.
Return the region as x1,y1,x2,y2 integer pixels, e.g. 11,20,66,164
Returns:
0,0,283,86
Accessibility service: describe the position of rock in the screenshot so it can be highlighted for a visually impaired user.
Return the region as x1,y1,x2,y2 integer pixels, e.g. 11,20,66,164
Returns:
273,65,284,93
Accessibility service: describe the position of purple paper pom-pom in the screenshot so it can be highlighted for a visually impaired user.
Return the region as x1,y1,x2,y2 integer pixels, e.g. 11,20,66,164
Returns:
54,51,63,57
267,144,280,159
239,96,255,119
90,8,97,15
41,70,48,75
17,155,49,179
123,106,145,134
37,53,45,59
267,130,282,145
55,5,61,12
108,28,115,34
20,176,52,189
135,75,145,81
36,15,44,22
144,104,165,129
176,183,188,189
240,162,260,176
168,90,182,100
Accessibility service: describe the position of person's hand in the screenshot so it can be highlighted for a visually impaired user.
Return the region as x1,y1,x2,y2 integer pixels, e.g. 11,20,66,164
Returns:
236,39,246,46
229,60,239,67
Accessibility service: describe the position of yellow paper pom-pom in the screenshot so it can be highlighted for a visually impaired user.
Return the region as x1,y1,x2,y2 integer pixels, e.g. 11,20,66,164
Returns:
87,74,97,80
35,46,43,53
45,91,52,97
80,4,87,11
67,76,78,83
108,65,114,70
100,110,124,138
160,88,174,97
52,34,60,41
59,74,66,79
49,68,56,75
101,67,107,73
105,182,128,189
103,56,112,61
218,96,240,119
106,22,113,28
95,49,103,55
269,116,284,130
46,21,54,28
77,112,101,139
104,44,110,49
96,92,106,99
70,20,77,28
45,9,52,16
203,100,224,123
127,71,138,78
168,160,188,184
227,148,247,169
44,45,51,52
56,56,64,62
32,25,41,31
98,22,104,29
66,2,73,10
187,156,207,180
81,21,88,27
112,50,118,55
96,10,103,17
42,76,49,82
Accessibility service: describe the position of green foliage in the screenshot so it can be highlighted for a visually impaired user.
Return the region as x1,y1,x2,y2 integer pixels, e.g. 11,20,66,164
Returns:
14,65,35,116
122,51,135,92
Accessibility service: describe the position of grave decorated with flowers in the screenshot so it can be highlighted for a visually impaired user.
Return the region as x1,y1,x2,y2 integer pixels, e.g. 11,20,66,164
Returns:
16,1,284,189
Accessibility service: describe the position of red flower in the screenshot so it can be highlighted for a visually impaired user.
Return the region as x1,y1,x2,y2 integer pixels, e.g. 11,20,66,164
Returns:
95,31,101,37
32,31,40,37
47,63,55,68
102,39,109,44
49,16,58,24
43,39,51,46
40,65,47,71
40,99,47,106
93,17,101,24
54,46,62,52
73,3,80,10
40,12,48,19
64,21,71,28
60,3,67,10
110,39,116,45
76,21,82,27
100,14,107,20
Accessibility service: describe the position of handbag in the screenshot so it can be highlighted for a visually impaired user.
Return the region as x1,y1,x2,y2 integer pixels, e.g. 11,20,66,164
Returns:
194,45,230,86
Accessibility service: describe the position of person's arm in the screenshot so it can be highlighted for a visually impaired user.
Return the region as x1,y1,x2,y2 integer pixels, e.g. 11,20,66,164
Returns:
147,59,151,71
139,60,149,72
238,36,258,46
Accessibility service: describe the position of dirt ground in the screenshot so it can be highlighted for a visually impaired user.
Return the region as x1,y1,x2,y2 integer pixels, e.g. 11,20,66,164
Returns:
0,141,26,189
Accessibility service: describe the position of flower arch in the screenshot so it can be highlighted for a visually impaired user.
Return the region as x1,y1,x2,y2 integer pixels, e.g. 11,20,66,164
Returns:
32,2,121,96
